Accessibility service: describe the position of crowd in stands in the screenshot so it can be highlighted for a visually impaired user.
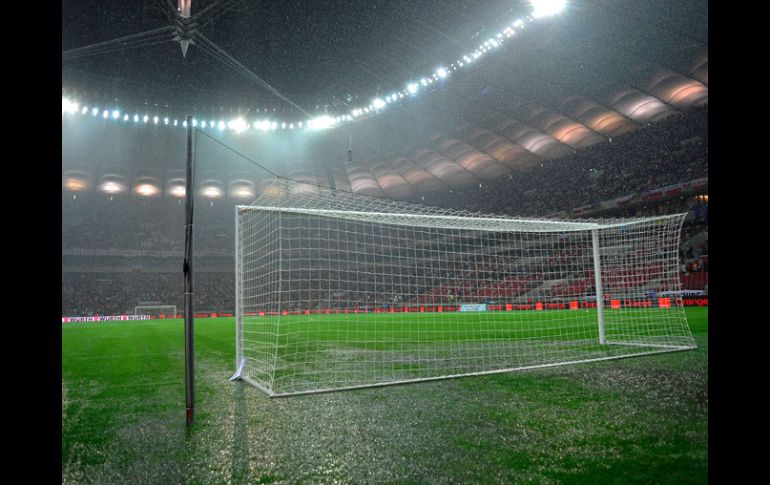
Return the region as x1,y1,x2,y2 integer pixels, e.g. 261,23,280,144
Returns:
62,272,234,316
428,106,707,217
62,106,708,316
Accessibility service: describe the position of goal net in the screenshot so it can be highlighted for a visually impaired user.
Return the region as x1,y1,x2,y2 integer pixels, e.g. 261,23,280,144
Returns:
234,179,696,396
134,305,178,319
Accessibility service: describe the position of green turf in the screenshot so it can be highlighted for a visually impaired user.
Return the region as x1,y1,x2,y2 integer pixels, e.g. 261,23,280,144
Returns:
62,307,708,483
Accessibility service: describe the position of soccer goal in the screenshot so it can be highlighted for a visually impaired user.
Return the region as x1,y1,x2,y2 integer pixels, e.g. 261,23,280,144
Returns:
232,179,696,396
134,305,178,319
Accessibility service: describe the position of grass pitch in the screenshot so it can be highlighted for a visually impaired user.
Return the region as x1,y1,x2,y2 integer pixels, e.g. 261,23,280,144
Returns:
62,307,708,483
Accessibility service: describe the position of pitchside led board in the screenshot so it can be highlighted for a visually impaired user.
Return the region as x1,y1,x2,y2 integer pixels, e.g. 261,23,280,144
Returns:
230,179,696,397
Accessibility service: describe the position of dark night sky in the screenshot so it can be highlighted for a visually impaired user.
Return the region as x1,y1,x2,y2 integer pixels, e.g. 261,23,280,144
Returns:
62,0,527,112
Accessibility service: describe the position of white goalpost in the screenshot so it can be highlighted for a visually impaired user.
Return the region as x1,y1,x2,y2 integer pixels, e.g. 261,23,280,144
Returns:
232,180,696,396
134,305,178,319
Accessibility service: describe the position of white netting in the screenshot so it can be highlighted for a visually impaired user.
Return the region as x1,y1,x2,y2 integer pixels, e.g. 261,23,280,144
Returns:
235,179,695,396
134,305,178,318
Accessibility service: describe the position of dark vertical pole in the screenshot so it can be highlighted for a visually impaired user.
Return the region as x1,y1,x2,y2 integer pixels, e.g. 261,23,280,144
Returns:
184,115,195,426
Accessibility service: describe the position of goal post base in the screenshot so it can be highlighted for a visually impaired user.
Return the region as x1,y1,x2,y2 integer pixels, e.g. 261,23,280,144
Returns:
228,358,248,382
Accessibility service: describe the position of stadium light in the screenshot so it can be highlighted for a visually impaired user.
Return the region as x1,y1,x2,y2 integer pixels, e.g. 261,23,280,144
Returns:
168,184,186,198
134,183,160,197
99,180,126,194
201,185,223,199
62,98,79,114
60,4,563,136
530,0,567,19
308,115,335,130
228,117,248,133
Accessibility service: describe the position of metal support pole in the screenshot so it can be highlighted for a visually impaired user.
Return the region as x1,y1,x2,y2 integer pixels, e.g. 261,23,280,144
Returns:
591,229,606,345
183,115,195,426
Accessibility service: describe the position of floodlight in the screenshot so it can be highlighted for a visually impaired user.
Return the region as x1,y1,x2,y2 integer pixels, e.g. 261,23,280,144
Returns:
228,117,248,133
530,0,567,19
169,185,186,198
372,98,386,110
308,115,335,130
134,183,160,196
407,83,419,94
201,185,223,199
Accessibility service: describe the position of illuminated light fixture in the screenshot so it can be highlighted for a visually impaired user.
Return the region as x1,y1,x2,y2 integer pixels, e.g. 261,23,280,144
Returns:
530,0,567,18
63,172,90,192
352,109,361,117
112,110,120,119
173,119,178,126
229,180,255,200
123,114,129,121
281,122,287,129
407,83,419,94
153,116,159,124
133,114,140,122
134,183,160,197
102,110,109,118
289,123,294,129
201,121,207,128
163,117,169,125
99,180,126,194
81,106,89,114
62,98,79,114
298,121,303,128
228,117,248,133
513,19,525,28
308,115,335,130
218,121,226,130
168,185,186,198
142,115,149,123
232,187,254,199
200,185,223,199
192,118,198,127
372,98,386,110
271,121,278,130
91,108,99,116
182,120,188,127
436,67,448,78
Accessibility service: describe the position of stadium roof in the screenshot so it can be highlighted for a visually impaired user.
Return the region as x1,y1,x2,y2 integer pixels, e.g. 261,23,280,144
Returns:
62,0,708,202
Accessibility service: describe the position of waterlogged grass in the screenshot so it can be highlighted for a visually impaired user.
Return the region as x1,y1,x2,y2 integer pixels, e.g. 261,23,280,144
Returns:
62,307,708,483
